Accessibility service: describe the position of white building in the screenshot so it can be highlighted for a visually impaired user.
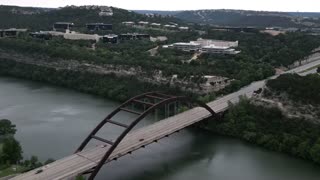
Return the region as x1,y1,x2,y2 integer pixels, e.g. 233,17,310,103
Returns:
193,38,238,48
122,21,135,26
179,27,189,31
201,45,240,55
164,24,177,29
150,23,161,28
44,31,102,42
63,32,101,42
138,21,149,26
164,38,240,55
173,42,201,52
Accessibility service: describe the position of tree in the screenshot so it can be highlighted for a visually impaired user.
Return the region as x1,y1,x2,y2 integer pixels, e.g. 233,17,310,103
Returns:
310,142,320,164
23,159,31,168
0,119,16,136
30,156,39,169
1,137,22,164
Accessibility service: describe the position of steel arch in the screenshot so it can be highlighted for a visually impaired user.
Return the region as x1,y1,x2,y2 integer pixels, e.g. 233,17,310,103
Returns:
75,92,216,180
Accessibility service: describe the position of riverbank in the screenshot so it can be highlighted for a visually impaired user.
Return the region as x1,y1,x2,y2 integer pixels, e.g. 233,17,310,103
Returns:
202,98,320,165
0,57,188,102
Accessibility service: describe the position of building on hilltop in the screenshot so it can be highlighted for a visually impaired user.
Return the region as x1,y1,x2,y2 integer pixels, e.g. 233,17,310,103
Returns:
172,42,201,52
0,28,28,38
179,27,189,31
103,34,118,44
164,24,177,30
138,21,149,27
193,38,238,48
86,23,113,31
201,45,240,55
119,33,150,41
164,38,240,55
122,21,135,27
150,23,161,28
135,34,151,40
44,30,101,42
53,22,74,32
63,32,101,42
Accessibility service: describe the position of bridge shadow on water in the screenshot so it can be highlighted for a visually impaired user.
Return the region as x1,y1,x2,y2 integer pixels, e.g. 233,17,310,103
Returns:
96,129,217,180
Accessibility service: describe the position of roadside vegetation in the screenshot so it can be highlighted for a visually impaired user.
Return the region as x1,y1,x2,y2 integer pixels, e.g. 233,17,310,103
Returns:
265,73,320,105
0,119,54,178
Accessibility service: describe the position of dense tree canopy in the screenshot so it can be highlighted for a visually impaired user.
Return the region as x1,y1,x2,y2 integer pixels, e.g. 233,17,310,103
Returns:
0,119,16,136
0,137,23,164
266,73,320,105
208,98,320,164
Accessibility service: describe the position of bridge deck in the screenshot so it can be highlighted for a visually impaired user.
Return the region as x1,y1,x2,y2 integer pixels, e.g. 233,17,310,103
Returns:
11,87,257,180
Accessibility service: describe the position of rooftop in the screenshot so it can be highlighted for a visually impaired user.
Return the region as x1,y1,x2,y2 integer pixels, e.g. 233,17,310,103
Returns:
104,34,118,38
202,45,229,50
86,23,112,25
55,22,74,25
174,42,200,46
1,28,28,32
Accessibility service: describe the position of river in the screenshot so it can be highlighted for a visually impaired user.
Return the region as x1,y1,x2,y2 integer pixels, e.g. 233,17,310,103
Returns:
1,77,320,180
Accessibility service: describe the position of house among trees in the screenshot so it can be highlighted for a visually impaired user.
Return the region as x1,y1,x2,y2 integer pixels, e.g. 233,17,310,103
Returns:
138,21,149,27
86,23,113,31
103,34,118,44
164,24,177,29
0,28,27,38
53,22,74,32
122,21,135,26
119,33,150,41
150,23,161,28
179,27,189,31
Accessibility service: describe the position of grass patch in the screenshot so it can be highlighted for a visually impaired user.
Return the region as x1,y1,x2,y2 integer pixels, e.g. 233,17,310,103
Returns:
0,165,27,178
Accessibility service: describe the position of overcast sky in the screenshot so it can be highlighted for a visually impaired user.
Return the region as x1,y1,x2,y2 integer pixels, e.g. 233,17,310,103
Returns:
1,0,319,12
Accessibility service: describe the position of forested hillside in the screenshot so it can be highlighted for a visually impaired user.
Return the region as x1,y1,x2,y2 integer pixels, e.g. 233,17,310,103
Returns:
0,5,181,31
174,10,304,27
266,73,320,105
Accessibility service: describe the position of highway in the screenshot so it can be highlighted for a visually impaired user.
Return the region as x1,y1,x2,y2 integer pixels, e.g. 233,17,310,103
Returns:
11,55,320,180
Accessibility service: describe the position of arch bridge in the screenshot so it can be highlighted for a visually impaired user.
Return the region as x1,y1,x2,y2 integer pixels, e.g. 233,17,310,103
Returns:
13,91,241,180
77,92,216,179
